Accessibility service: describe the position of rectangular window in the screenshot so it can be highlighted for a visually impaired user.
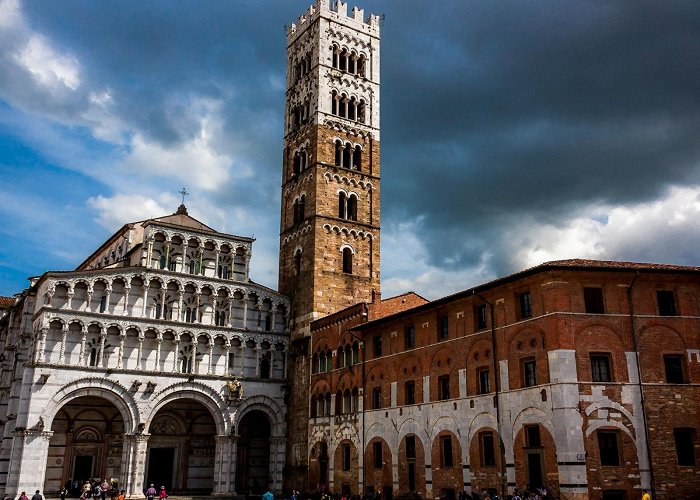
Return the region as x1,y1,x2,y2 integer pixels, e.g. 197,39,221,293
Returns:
405,380,416,405
373,335,382,358
441,436,454,467
478,368,490,394
372,387,382,410
373,441,383,469
405,435,416,459
228,353,235,370
657,290,677,316
342,443,351,471
674,428,696,466
438,375,450,400
475,304,488,330
480,432,496,467
522,358,537,387
584,287,605,314
519,291,532,319
598,431,620,466
590,354,612,382
439,315,449,341
405,325,416,349
664,355,685,383
525,425,541,447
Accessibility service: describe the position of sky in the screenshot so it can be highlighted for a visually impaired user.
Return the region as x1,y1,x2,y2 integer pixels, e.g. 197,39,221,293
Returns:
1,0,700,300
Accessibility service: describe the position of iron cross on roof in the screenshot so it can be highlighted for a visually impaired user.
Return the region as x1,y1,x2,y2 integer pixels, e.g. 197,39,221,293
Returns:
179,187,189,204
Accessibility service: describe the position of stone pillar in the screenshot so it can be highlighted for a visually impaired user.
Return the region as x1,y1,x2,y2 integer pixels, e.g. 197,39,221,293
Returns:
160,289,167,319
118,334,125,369
195,293,201,323
208,343,214,375
230,435,239,494
238,345,245,377
214,250,220,278
5,429,54,497
59,325,68,363
123,286,131,316
146,239,154,269
124,433,150,497
104,287,112,314
164,242,171,269
86,288,93,313
173,340,180,372
270,308,277,333
270,436,286,493
141,285,149,318
212,298,218,326
98,333,107,367
178,291,184,322
35,328,47,363
227,298,234,328
79,326,88,365
242,298,248,328
137,336,144,371
66,289,74,309
254,346,261,377
155,337,162,371
213,435,231,494
243,254,250,282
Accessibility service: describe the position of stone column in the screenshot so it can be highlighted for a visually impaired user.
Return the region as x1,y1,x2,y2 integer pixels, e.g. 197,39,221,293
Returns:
137,336,144,371
66,289,74,309
86,288,93,313
212,298,218,326
208,342,214,375
5,429,54,496
35,328,47,363
270,436,286,493
254,346,261,377
243,254,250,282
124,433,150,496
227,298,234,328
238,345,245,377
123,285,131,316
164,242,171,269
59,325,68,363
230,435,239,494
178,291,184,322
98,333,107,367
146,239,154,269
214,250,220,278
118,334,125,369
270,308,277,333
224,341,231,376
79,326,88,365
195,293,201,323
155,337,162,371
104,287,112,314
192,340,199,374
160,289,167,319
141,285,149,318
173,340,180,372
213,435,231,494
242,298,248,328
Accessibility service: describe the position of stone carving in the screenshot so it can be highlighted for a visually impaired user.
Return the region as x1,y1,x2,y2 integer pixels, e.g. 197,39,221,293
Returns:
226,377,243,405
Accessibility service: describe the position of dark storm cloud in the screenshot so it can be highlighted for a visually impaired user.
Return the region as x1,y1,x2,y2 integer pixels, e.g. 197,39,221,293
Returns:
376,0,700,273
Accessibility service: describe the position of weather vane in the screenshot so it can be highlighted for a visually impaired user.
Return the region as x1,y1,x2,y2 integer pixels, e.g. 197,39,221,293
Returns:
179,187,189,204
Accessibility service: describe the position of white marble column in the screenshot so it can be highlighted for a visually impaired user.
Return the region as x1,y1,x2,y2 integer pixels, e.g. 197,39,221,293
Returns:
118,334,125,369
125,433,150,497
79,326,88,365
59,325,68,363
208,342,214,375
35,328,47,363
141,285,149,318
213,435,230,494
155,337,162,371
5,430,54,496
173,340,180,372
146,239,154,269
122,286,131,316
104,287,112,313
270,436,285,493
230,435,239,494
137,336,144,371
98,333,106,367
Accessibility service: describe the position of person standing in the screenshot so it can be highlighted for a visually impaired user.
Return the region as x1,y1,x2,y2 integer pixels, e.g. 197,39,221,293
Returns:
31,490,43,500
145,484,157,500
262,486,274,500
60,486,68,500
18,491,29,500
159,486,168,500
641,490,651,500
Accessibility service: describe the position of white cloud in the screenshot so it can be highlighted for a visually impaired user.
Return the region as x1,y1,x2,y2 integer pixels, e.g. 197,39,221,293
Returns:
87,194,169,230
15,35,80,91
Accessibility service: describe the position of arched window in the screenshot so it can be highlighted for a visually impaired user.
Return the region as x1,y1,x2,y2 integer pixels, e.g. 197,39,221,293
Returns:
352,342,359,364
215,310,226,327
319,351,326,372
353,146,361,170
347,194,358,221
335,140,342,166
337,347,344,368
298,195,305,221
159,254,167,270
294,249,302,276
339,50,347,72
89,347,98,367
358,55,366,77
99,296,107,313
260,356,271,379
185,306,197,323
338,192,347,219
189,259,199,275
312,353,319,374
311,395,318,417
264,314,272,332
342,247,353,274
342,144,351,167
335,390,343,415
343,389,352,413
218,264,230,279
325,393,332,415
293,153,302,176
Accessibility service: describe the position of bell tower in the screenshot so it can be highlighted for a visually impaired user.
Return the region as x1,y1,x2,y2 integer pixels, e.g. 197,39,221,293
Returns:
279,0,381,338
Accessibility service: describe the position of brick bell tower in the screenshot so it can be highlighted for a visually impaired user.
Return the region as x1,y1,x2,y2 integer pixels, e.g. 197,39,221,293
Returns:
279,0,381,339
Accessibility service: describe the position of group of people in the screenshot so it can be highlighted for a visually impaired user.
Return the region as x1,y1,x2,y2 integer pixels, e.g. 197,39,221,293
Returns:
460,486,553,500
60,479,122,500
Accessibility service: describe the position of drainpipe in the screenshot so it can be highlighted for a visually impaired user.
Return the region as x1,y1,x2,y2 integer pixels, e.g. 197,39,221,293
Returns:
474,291,506,499
627,272,655,497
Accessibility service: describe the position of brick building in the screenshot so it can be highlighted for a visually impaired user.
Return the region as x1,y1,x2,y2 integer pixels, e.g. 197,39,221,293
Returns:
304,260,700,500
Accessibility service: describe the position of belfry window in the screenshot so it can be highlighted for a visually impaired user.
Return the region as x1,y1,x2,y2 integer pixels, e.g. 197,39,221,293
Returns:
294,249,302,276
342,247,353,274
338,192,358,221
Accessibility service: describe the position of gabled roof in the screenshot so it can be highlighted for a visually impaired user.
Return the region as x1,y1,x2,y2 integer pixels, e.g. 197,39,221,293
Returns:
146,204,216,232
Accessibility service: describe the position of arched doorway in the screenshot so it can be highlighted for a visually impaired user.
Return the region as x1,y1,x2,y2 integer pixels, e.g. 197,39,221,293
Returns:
44,396,125,496
146,399,216,494
236,410,271,494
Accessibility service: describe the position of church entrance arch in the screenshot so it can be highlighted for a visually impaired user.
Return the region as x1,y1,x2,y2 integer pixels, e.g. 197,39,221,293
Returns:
44,395,125,496
145,398,216,494
236,410,272,494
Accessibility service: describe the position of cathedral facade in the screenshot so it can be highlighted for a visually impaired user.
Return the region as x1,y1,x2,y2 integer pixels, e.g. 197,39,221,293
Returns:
0,206,290,497
1,2,699,500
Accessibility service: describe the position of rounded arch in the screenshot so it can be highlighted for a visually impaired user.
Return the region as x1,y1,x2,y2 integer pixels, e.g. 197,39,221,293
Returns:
144,382,229,436
41,378,138,433
236,394,286,437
